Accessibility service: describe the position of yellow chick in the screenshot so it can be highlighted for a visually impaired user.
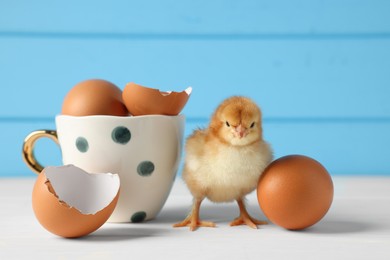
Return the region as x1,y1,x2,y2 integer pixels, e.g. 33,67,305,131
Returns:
174,96,273,231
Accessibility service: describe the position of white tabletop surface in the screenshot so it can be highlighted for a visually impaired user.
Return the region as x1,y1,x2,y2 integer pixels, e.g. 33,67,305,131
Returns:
1,176,389,260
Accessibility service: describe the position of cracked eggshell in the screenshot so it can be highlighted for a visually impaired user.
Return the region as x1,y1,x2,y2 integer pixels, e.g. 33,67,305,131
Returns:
32,165,120,238
122,82,192,116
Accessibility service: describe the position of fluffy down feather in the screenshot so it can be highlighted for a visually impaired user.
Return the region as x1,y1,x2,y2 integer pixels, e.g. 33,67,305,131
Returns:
174,96,273,231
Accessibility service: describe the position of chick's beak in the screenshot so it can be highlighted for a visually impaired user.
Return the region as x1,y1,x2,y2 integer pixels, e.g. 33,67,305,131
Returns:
235,124,247,138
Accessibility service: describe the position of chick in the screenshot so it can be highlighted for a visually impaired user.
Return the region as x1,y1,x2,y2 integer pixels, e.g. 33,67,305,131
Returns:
173,96,273,231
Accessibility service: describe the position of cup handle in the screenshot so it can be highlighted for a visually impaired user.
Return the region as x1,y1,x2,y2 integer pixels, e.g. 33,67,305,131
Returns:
22,130,59,174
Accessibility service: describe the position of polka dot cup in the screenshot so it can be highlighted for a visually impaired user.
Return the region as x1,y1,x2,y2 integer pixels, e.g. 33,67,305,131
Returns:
23,115,185,223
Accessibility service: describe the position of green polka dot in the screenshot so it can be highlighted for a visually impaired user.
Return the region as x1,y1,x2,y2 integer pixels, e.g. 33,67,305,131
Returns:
76,137,88,152
111,126,131,144
137,161,155,176
131,211,146,223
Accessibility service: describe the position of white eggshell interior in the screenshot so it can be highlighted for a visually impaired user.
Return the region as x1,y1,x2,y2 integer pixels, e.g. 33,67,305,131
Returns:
185,86,192,95
44,165,120,215
159,91,173,96
159,86,192,96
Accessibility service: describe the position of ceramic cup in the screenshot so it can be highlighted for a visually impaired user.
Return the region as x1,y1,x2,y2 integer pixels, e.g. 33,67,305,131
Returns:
23,115,185,223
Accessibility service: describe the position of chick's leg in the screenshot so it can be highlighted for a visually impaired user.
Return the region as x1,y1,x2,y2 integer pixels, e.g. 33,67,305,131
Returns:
173,198,216,231
230,198,267,229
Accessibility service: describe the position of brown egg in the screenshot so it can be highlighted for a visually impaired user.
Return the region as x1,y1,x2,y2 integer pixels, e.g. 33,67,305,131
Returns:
257,155,333,230
122,82,192,116
62,79,128,116
32,165,120,238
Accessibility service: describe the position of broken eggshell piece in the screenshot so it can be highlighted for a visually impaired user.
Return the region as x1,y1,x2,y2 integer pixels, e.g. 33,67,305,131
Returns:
32,165,120,238
122,82,192,116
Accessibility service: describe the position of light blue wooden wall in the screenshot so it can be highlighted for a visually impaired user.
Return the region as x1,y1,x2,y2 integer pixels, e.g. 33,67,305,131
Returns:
1,0,390,177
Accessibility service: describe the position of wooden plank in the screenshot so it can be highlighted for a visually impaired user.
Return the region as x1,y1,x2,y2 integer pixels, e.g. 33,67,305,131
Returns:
1,0,390,34
2,1,389,178
0,38,389,118
6,120,390,177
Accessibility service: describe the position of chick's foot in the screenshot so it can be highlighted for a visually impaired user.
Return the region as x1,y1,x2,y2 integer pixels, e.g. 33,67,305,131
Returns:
173,198,216,231
173,217,216,231
230,198,267,229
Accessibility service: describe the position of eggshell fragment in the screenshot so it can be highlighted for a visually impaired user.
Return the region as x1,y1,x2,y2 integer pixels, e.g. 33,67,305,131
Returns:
122,82,192,116
32,165,120,238
257,155,333,230
62,79,129,116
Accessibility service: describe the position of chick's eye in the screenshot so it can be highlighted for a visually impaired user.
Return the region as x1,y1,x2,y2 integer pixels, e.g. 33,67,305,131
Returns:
250,122,255,128
226,121,230,127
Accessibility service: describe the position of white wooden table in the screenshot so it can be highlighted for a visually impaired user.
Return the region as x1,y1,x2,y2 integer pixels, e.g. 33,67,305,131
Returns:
1,176,389,260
